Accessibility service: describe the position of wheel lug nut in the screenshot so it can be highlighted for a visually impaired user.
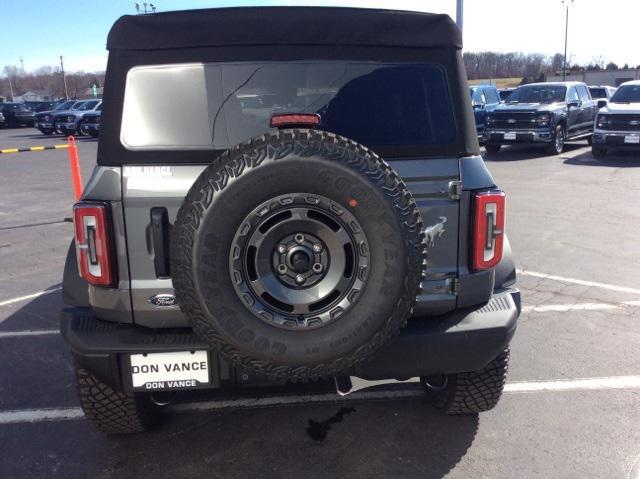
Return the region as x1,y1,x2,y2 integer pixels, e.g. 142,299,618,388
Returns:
277,264,287,275
277,244,287,254
294,234,305,244
295,274,305,284
312,243,322,253
312,263,323,273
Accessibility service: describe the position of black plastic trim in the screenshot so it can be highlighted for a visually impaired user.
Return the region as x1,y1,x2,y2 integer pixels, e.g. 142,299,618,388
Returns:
62,240,90,308
150,207,171,278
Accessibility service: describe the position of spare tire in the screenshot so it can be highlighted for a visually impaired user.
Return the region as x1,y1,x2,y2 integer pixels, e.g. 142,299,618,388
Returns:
171,129,424,381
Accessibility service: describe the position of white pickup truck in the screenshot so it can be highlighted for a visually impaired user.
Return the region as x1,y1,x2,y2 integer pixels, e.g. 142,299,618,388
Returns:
592,80,640,158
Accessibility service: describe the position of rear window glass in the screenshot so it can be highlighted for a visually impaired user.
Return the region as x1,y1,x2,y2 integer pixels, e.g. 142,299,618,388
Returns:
589,88,606,99
121,62,456,151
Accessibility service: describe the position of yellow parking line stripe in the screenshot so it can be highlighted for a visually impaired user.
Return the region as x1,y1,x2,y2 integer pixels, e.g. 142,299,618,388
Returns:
0,144,69,154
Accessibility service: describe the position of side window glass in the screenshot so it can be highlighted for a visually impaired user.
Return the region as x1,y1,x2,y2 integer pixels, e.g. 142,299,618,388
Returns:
472,89,486,104
577,86,590,101
567,87,579,102
484,89,499,104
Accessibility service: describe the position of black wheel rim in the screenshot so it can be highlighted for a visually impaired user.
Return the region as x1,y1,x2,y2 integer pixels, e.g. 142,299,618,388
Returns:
229,193,370,330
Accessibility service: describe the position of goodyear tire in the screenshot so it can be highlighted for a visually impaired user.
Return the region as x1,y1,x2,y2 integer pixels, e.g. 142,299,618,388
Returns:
171,129,425,381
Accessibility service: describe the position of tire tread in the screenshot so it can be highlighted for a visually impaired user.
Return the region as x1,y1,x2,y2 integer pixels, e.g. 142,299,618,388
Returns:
76,367,159,434
426,349,510,414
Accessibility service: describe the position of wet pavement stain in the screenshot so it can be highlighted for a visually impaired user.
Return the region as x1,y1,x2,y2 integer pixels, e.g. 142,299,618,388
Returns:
306,407,356,442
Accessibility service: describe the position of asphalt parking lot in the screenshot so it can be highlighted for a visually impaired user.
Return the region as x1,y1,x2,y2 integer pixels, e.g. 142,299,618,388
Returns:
1,127,639,479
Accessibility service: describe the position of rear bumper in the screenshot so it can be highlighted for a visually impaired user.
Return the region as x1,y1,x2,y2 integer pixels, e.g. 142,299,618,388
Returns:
60,289,520,392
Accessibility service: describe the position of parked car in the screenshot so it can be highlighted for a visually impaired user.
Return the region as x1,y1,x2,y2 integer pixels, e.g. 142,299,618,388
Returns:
592,80,640,158
0,111,5,127
24,101,56,112
469,85,501,141
483,81,596,155
79,105,101,138
498,88,516,102
61,7,520,434
588,85,616,107
53,100,102,135
34,100,84,135
0,103,35,127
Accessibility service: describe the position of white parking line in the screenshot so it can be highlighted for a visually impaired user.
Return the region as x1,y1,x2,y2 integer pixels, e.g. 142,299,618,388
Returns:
518,269,640,295
1,375,640,425
0,288,61,308
0,330,58,338
522,299,640,313
505,375,640,392
0,408,84,425
523,303,620,313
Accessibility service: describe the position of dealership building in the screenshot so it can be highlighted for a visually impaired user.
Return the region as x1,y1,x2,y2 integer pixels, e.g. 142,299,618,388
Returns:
546,68,640,86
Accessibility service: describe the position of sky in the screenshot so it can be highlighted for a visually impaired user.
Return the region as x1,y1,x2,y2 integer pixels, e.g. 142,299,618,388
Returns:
1,0,638,74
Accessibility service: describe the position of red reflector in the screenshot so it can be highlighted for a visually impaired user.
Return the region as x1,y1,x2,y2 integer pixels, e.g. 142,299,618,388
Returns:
270,113,321,128
472,190,506,271
73,202,115,287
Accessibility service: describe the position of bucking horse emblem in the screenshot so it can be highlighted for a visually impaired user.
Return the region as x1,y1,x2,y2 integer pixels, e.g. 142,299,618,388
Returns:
424,216,447,247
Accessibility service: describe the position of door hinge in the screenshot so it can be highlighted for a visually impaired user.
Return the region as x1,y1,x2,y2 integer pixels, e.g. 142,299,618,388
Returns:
446,277,460,295
448,180,462,200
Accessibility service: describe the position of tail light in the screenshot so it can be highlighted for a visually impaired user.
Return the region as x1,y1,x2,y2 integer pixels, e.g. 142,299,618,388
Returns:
73,202,116,287
472,190,506,271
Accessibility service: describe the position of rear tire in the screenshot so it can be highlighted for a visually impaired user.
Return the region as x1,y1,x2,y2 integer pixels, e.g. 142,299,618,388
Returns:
592,145,607,159
484,144,501,154
76,366,162,434
421,349,510,414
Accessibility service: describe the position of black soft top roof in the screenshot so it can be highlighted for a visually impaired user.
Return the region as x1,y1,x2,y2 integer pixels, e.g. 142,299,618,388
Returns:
107,7,461,51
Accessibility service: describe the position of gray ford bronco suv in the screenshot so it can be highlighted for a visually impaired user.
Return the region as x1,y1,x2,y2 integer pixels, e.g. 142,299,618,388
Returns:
60,7,520,433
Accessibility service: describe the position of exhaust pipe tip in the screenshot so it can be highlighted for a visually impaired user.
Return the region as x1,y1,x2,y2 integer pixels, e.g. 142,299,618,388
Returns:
421,375,449,392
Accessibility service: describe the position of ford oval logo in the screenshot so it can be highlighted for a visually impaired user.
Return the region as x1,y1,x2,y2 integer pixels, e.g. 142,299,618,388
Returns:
148,294,177,307
507,118,516,123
